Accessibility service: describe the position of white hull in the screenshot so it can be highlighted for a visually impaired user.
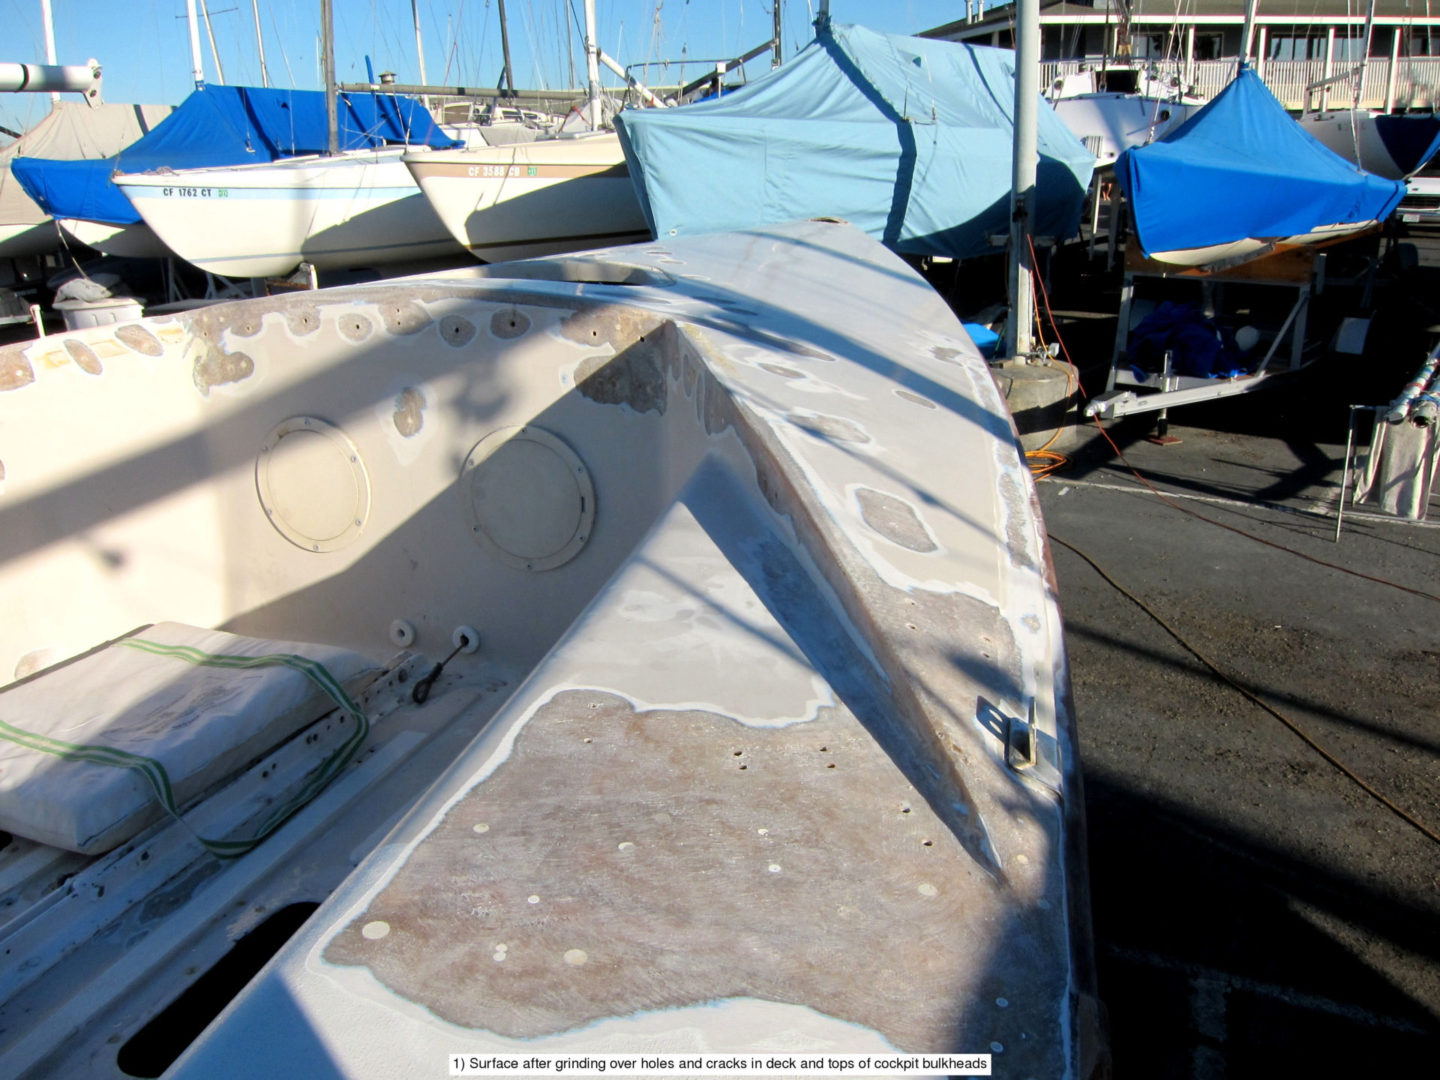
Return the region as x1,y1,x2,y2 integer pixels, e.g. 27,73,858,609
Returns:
0,221,1098,1077
404,132,650,263
56,217,171,259
1051,93,1200,165
116,150,462,278
1296,110,1440,180
1142,220,1378,267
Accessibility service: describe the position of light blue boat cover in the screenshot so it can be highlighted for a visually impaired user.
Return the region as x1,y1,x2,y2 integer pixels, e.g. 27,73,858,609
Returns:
1115,67,1405,258
12,84,460,227
613,23,1095,259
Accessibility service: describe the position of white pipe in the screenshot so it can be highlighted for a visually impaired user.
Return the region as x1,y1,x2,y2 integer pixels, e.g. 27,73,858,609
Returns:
184,0,205,87
40,0,58,104
0,62,97,95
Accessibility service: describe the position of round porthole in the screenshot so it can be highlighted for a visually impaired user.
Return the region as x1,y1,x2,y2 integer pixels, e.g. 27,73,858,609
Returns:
461,426,595,572
256,417,370,552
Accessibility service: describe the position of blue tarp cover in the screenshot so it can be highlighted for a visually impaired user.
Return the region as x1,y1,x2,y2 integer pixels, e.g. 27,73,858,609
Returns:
12,84,459,226
1115,68,1405,258
614,23,1095,260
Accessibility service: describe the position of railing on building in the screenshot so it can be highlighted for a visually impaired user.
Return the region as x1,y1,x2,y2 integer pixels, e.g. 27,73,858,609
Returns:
1042,57,1440,111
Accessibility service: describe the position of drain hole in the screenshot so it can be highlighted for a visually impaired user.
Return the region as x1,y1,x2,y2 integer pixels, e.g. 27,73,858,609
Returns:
117,901,319,1077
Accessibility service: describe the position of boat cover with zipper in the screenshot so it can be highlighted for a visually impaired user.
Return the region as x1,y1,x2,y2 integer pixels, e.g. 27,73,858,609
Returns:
613,22,1096,260
1115,67,1405,259
10,84,460,227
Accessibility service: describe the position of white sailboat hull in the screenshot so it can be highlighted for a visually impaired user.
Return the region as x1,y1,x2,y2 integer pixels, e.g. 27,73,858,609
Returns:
1142,220,1379,268
404,132,650,263
0,221,1100,1078
116,150,462,278
1295,110,1435,180
1051,92,1200,165
56,217,171,259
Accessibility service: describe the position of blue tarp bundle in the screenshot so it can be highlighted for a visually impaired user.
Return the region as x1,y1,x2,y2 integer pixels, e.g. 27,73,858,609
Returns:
1115,67,1405,259
614,23,1095,260
12,84,459,226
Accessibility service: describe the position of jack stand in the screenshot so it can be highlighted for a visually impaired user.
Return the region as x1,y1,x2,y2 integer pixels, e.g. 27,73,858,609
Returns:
1147,407,1182,445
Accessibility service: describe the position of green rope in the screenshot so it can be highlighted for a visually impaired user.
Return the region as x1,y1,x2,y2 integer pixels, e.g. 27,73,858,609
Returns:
0,637,370,859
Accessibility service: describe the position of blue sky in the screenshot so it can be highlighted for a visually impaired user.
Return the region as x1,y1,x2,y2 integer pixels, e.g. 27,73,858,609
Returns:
2,2,990,137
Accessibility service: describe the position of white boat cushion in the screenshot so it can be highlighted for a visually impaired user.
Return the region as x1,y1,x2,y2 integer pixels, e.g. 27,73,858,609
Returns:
0,623,378,855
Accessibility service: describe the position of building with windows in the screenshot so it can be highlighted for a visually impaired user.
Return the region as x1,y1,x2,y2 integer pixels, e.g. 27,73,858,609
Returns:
925,1,1440,112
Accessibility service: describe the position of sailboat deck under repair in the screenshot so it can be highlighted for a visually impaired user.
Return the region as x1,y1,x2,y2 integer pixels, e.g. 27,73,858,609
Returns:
0,221,1100,1077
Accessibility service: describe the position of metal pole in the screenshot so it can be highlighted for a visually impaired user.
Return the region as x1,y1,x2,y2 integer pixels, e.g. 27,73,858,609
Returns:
321,0,338,155
40,0,58,104
185,0,205,87
773,2,782,68
1006,0,1039,360
411,0,428,85
252,0,270,87
1354,0,1376,112
497,0,516,96
566,2,576,89
583,0,602,128
1240,0,1257,72
1334,405,1360,541
200,0,226,84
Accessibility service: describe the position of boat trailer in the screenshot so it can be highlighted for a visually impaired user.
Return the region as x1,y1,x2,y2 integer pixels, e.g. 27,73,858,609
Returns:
1087,239,1376,421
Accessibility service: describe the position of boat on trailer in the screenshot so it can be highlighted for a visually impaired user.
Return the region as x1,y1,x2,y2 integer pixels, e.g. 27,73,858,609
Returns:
0,220,1103,1078
1116,67,1405,268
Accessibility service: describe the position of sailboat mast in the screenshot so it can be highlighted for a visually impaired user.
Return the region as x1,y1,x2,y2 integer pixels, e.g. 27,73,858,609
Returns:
252,0,270,88
1006,0,1039,358
184,0,206,87
321,0,338,156
411,0,429,84
1354,0,1377,111
1240,0,1257,71
39,0,58,104
584,0,602,128
498,0,517,96
200,0,226,83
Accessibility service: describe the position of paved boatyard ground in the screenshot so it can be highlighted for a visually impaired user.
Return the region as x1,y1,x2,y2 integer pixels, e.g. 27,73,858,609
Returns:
1016,228,1440,1076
